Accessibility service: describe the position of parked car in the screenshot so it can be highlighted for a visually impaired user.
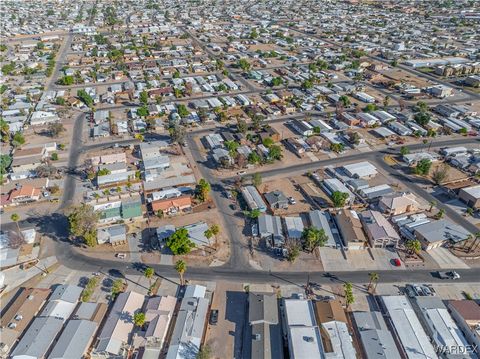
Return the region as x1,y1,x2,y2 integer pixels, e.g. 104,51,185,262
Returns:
437,271,460,280
288,197,296,205
116,253,126,259
209,309,219,325
392,258,401,267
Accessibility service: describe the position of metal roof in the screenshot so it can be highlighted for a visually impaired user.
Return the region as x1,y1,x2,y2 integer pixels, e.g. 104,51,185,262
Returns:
48,320,97,359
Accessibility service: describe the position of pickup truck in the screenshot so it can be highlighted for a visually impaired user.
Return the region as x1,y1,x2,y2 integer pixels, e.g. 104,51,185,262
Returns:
437,271,460,280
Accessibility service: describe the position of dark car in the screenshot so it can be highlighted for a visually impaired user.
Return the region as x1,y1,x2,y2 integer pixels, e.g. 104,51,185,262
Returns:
209,309,219,325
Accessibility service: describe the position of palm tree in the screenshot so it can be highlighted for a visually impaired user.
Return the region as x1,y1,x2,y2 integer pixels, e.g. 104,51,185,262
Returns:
10,213,23,239
174,260,186,285
133,312,145,328
343,282,355,310
368,272,379,292
405,239,421,255
428,200,436,212
144,267,154,286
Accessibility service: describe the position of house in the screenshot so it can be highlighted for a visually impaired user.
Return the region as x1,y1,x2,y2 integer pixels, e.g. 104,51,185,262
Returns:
308,210,336,248
264,190,289,210
414,219,472,250
93,291,145,358
360,210,400,248
313,300,356,358
282,298,323,359
137,296,177,357
151,196,192,215
48,320,98,359
184,221,211,247
258,214,284,247
8,185,41,204
284,216,304,240
97,224,127,245
410,296,474,358
166,285,209,359
334,209,366,250
290,119,314,136
448,300,480,349
242,185,267,212
322,178,354,205
353,311,401,359
245,292,283,359
378,192,420,215
459,184,480,209
380,296,437,359
10,316,64,359
342,161,377,179
39,284,83,321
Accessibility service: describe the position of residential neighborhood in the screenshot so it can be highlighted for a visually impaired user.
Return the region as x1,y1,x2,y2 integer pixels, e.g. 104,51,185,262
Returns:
1,0,480,358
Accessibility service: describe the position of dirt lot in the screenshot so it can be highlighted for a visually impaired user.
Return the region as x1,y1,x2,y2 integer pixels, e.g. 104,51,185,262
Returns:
380,68,431,88
250,246,325,272
426,162,470,184
204,281,247,359
257,175,312,215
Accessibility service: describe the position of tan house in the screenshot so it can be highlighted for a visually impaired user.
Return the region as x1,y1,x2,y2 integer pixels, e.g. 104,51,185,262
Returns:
334,209,366,250
151,196,192,216
378,192,420,215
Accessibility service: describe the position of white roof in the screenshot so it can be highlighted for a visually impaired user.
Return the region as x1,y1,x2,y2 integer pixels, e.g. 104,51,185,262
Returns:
461,184,480,199
284,299,316,327
321,321,356,359
289,326,323,359
342,161,377,178
381,296,438,359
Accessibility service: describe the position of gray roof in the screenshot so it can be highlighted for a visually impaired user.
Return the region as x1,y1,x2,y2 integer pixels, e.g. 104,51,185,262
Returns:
166,296,209,359
248,292,278,325
11,316,64,358
258,214,284,245
308,210,336,247
49,284,83,303
414,219,471,244
264,191,288,207
48,320,97,359
353,311,401,359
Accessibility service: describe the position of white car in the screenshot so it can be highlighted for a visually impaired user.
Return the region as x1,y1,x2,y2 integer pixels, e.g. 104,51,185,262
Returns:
288,197,296,205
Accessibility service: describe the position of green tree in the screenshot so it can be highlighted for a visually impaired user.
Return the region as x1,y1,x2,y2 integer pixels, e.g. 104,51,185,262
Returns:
133,312,146,327
197,345,212,359
50,152,58,161
169,124,186,144
406,239,421,255
414,112,431,126
368,272,379,292
400,146,409,156
344,282,355,309
58,75,74,85
47,122,65,137
331,191,349,207
247,209,261,219
250,28,258,39
236,118,248,134
77,89,94,107
110,279,124,299
11,213,22,240
302,227,328,253
68,204,99,247
252,172,262,187
139,90,149,105
248,151,261,165
144,267,154,286
174,259,187,285
224,140,239,156
363,104,377,113
55,97,66,106
262,137,274,148
237,58,251,71
432,165,449,185
12,132,25,147
166,228,195,255
137,106,149,117
286,240,301,263
330,143,344,153
414,159,432,176
177,104,189,118
195,179,211,202
339,95,350,107
268,145,282,160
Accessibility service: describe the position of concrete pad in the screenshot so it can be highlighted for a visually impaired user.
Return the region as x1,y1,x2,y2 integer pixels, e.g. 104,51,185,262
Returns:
319,248,402,271
426,248,469,269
